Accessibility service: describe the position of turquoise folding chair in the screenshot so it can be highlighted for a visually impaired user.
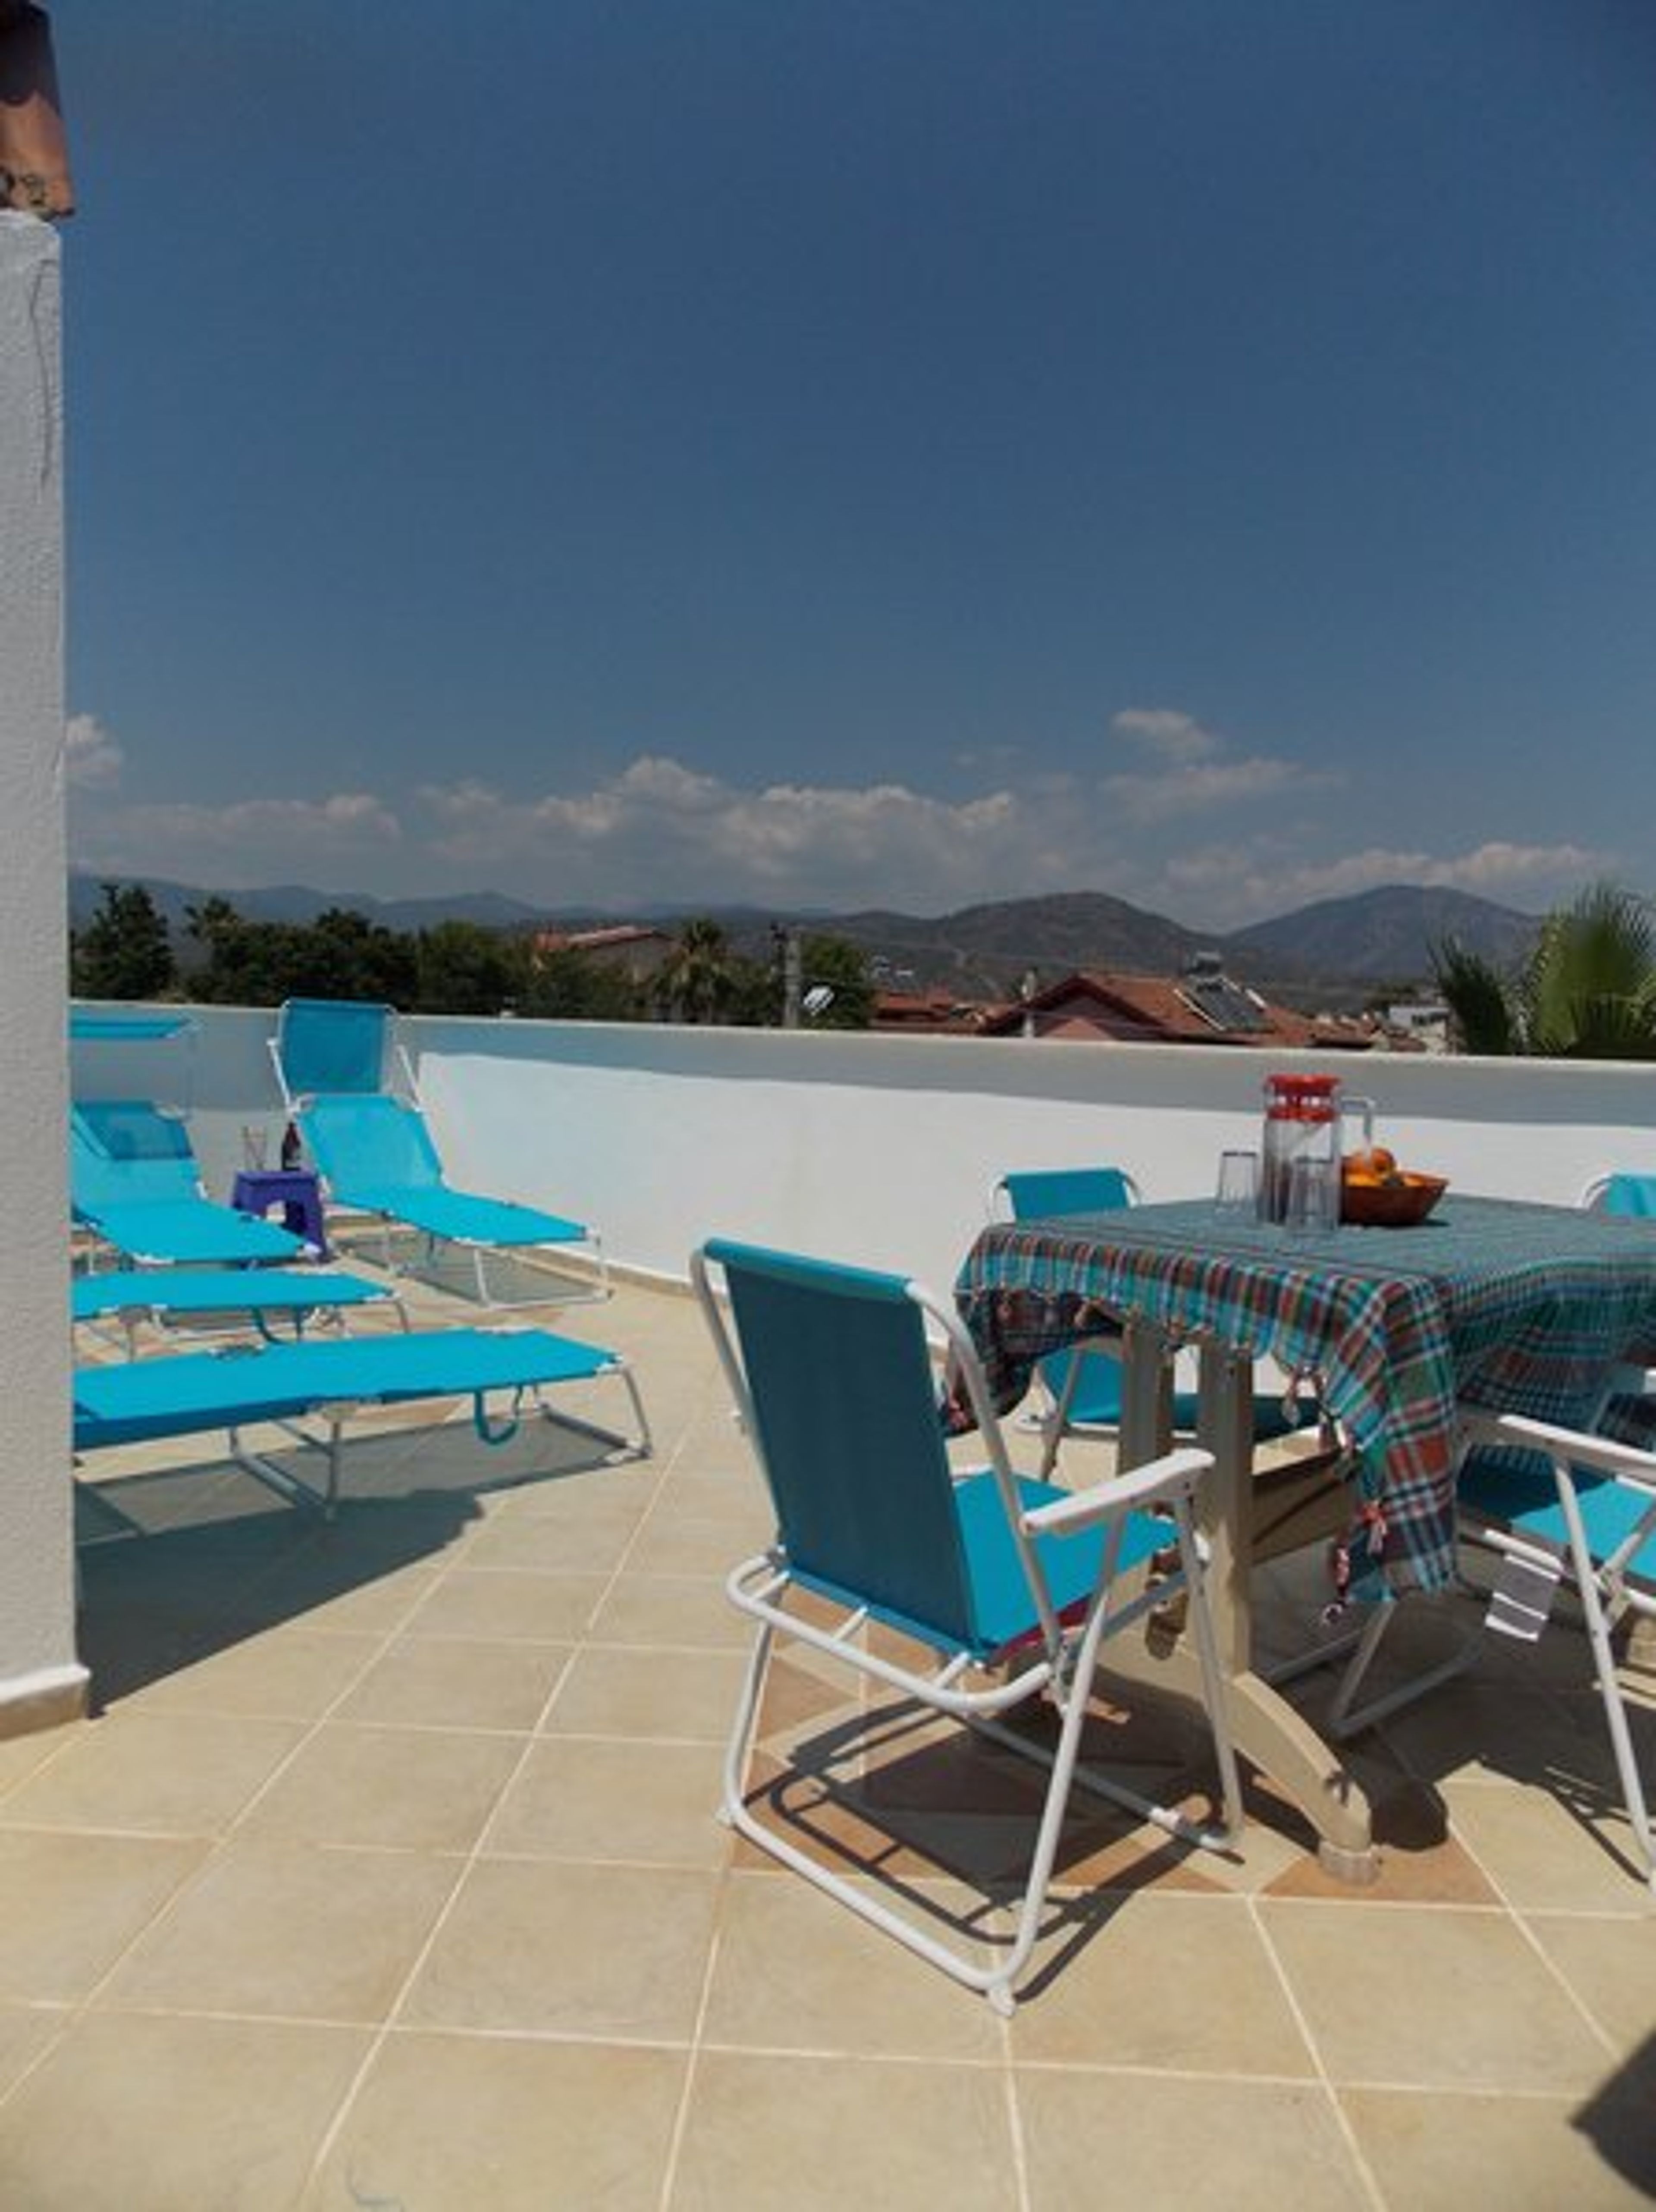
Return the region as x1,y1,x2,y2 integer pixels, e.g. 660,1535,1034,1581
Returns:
1458,1409,1656,1889
71,1100,307,1268
693,1236,1242,2014
992,1167,1294,1475
75,1324,650,1518
1583,1173,1656,1218
271,998,607,1307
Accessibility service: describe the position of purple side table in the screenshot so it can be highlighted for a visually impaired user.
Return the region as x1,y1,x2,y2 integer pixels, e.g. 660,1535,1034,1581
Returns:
231,1168,329,1258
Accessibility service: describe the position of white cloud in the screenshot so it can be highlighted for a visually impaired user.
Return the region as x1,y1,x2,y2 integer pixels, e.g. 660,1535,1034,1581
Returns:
416,756,1047,908
1164,836,1609,929
63,713,124,790
1101,706,1325,827
1101,752,1307,826
71,790,402,887
1110,708,1222,762
62,713,1610,934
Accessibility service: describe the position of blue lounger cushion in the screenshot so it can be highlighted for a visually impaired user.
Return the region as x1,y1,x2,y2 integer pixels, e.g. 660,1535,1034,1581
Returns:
76,1204,304,1265
335,1182,586,1250
72,1100,306,1265
72,1268,393,1327
74,1326,621,1453
300,1095,587,1249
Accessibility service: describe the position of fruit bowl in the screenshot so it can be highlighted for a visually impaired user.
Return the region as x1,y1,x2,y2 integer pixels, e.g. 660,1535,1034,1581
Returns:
1340,1172,1449,1228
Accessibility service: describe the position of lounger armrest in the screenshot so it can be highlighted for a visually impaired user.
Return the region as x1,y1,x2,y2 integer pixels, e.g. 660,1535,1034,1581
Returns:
1021,1445,1214,1536
1461,1408,1656,1496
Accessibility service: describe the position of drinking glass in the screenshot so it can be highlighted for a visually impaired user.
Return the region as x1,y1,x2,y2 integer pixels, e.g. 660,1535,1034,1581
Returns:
1214,1148,1260,1214
241,1125,269,1171
1284,1155,1339,1236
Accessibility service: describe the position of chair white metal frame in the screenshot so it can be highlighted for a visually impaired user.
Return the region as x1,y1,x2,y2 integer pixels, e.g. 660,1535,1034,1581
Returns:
1458,1406,1656,1890
692,1236,1243,2014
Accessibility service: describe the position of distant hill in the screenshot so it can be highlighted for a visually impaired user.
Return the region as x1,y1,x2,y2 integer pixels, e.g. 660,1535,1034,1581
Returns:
1229,886,1542,995
67,870,1546,1007
69,873,547,936
811,893,1211,1000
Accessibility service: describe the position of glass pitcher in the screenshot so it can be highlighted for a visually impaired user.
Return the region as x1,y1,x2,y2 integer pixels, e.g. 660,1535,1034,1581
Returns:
1258,1073,1343,1226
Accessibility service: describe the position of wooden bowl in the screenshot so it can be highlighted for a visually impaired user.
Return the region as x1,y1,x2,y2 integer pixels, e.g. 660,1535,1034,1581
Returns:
1340,1172,1449,1227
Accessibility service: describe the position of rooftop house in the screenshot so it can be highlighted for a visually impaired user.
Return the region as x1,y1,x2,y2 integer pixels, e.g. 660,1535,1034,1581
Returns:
530,922,676,985
979,952,1376,1051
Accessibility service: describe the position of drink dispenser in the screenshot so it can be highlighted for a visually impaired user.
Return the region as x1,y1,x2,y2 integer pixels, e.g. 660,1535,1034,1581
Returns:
1258,1073,1342,1224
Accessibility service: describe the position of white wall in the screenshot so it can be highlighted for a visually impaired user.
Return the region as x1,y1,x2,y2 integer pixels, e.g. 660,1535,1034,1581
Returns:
0,216,85,1732
101,1000,1656,1308
412,1021,1656,1294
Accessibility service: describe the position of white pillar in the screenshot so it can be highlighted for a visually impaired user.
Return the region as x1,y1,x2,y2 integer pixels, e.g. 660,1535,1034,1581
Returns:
0,213,87,1733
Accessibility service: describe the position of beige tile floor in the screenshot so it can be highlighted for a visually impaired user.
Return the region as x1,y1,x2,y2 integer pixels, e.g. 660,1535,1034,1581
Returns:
2,1255,1652,2209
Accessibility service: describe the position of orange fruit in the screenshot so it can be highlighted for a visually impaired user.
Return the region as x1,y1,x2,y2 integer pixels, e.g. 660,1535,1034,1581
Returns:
1344,1145,1397,1180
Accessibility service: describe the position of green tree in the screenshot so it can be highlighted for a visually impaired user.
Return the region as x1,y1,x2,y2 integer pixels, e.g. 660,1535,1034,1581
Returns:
657,917,742,1025
1433,882,1656,1058
797,933,876,1029
519,946,645,1020
1432,938,1518,1055
185,900,419,1008
414,920,527,1015
71,882,177,1000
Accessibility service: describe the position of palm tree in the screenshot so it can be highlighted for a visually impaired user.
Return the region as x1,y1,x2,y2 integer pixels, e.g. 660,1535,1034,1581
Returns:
1433,882,1656,1058
659,917,740,1025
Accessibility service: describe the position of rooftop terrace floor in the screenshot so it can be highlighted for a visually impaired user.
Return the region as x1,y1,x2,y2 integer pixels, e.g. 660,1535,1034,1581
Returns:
3,1255,1653,2208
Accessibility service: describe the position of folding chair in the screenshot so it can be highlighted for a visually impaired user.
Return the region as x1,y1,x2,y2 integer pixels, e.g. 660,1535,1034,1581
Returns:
1458,1408,1656,1889
692,1236,1242,2014
270,998,607,1307
992,1167,1294,1475
1582,1173,1656,1218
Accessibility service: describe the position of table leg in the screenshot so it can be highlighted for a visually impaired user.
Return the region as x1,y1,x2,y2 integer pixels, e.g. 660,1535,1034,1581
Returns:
1107,1324,1380,1883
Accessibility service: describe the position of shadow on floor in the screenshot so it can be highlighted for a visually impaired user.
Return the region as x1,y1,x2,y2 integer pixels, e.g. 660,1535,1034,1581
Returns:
74,1412,622,1710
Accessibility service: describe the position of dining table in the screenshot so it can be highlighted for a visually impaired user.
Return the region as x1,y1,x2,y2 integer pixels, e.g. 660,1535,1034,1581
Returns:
953,1191,1656,1881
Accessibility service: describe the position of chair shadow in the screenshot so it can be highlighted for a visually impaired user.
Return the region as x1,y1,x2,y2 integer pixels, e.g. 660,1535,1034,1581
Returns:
1572,2030,1656,2197
739,1685,1234,1992
74,1412,626,1711
1267,1578,1656,1888
328,1227,598,1309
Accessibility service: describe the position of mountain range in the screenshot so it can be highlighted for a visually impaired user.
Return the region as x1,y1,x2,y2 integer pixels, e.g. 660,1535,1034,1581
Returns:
68,872,1543,1007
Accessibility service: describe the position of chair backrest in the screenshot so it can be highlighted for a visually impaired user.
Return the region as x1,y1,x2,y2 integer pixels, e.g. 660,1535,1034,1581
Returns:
1584,1173,1656,1218
276,999,393,1101
699,1239,981,1647
70,1099,201,1214
996,1166,1137,1221
300,1092,445,1195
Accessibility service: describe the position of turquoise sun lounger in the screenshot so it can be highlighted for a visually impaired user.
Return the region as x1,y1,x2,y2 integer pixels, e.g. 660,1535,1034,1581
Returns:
74,1325,651,1516
271,998,607,1307
298,1093,608,1305
72,1099,307,1267
72,1267,406,1355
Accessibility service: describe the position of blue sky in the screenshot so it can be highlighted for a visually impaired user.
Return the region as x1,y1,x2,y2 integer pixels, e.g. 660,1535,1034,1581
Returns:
56,1,1656,927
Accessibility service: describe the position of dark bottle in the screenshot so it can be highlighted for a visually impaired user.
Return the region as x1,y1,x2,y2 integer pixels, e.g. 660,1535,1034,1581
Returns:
280,1120,302,1172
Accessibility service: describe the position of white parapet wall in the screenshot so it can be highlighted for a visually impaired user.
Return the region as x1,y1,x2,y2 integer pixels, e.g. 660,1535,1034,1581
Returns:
0,215,86,1735
90,1000,1656,1308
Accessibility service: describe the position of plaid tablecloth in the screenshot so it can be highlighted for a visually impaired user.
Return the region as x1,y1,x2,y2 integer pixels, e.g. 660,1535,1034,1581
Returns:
954,1194,1656,1596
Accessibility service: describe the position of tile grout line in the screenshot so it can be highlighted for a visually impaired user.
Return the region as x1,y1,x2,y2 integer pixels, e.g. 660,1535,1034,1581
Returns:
1244,1891,1390,2212
293,1352,704,2199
